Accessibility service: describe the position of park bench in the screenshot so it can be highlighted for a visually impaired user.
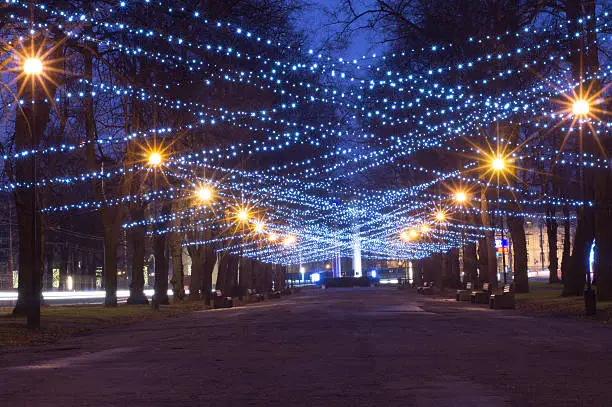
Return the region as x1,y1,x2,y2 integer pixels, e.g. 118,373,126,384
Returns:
212,290,233,309
247,289,265,302
456,282,473,301
489,284,515,309
417,281,433,295
471,282,491,304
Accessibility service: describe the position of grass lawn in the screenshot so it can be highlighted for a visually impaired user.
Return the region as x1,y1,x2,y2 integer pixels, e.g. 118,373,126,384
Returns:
515,281,612,322
0,301,209,348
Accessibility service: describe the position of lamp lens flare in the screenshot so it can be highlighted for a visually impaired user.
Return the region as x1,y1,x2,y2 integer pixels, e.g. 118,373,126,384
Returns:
435,211,446,222
196,187,212,201
454,191,467,203
23,58,43,75
148,152,163,166
237,209,249,221
491,157,506,171
572,99,590,116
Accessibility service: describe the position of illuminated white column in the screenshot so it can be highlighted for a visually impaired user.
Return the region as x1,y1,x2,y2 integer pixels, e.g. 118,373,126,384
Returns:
334,252,342,278
352,232,362,278
408,261,414,283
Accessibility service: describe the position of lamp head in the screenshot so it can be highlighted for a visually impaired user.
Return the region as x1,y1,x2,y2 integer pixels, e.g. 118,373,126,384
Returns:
196,186,212,202
572,99,590,116
491,156,506,172
454,191,467,204
148,152,163,166
23,58,43,75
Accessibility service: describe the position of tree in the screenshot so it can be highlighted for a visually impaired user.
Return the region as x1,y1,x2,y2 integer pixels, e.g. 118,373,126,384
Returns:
545,205,560,283
508,215,529,293
9,38,63,325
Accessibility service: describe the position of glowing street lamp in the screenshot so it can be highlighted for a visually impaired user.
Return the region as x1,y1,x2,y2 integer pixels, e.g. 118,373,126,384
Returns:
420,224,431,234
237,209,249,222
23,57,43,75
22,55,45,329
268,232,278,242
454,190,468,204
195,186,213,202
148,151,163,167
491,156,506,172
435,211,447,223
408,229,419,239
453,189,468,283
572,99,590,116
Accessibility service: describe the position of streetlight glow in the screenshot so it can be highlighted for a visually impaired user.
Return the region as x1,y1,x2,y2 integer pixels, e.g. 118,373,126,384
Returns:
454,191,467,204
572,99,590,116
148,151,163,166
420,224,431,234
237,209,249,222
23,57,43,75
408,229,419,239
283,235,296,246
491,156,506,172
196,186,213,202
435,211,446,222
268,232,278,242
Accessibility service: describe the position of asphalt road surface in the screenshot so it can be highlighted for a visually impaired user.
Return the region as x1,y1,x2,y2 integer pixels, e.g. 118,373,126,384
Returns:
1,287,611,406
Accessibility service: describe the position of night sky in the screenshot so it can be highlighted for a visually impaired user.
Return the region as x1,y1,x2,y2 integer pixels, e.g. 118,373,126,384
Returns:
300,0,381,58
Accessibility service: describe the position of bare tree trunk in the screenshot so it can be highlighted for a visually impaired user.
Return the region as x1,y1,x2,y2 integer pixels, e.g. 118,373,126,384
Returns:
508,215,529,293
448,248,460,289
480,189,498,289
83,52,123,306
226,254,240,297
477,238,488,285
102,220,121,306
170,232,185,300
561,205,572,282
584,0,612,300
127,206,148,304
200,244,216,304
564,207,592,296
59,243,69,291
45,248,54,291
545,205,560,283
464,241,478,289
187,246,204,299
10,43,60,325
153,232,170,305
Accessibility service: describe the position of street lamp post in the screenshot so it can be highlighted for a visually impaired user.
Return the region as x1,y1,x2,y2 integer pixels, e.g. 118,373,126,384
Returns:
491,156,508,285
237,208,249,298
454,191,467,285
572,99,596,315
24,57,44,329
148,151,163,307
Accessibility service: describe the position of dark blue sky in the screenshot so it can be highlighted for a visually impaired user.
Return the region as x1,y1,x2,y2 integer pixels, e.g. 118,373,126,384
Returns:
299,0,380,58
